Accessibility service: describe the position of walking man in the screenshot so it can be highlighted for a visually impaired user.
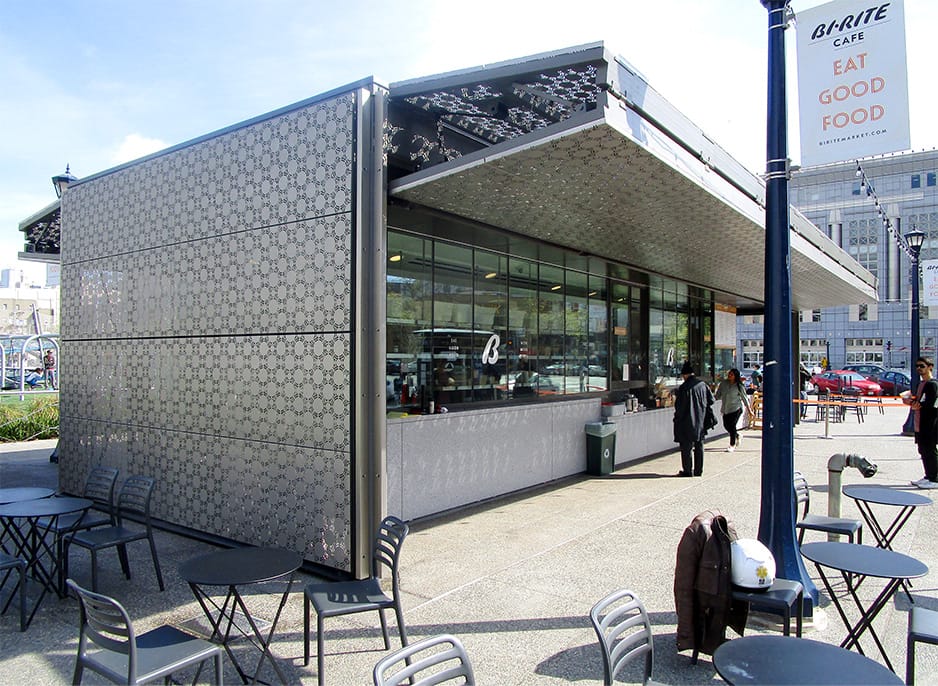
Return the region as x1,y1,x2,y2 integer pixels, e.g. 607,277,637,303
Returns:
673,361,715,477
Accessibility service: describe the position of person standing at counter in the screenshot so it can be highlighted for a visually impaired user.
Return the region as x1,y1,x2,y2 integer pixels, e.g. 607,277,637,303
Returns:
905,356,938,489
673,361,716,477
715,368,751,453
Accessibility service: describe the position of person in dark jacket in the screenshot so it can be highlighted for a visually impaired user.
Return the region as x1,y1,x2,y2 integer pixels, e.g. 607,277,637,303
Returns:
907,356,938,488
674,510,748,656
673,361,716,477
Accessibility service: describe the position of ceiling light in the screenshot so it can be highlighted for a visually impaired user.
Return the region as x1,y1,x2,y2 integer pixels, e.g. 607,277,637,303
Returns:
550,285,562,291
484,272,497,279
389,253,402,262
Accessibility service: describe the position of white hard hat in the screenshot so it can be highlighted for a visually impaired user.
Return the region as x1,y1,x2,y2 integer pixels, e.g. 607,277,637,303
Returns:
730,538,776,589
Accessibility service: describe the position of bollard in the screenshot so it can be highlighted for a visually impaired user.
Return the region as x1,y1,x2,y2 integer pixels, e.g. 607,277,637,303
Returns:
826,453,878,540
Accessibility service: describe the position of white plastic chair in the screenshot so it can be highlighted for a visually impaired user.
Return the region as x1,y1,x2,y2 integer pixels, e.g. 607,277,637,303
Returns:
373,633,475,686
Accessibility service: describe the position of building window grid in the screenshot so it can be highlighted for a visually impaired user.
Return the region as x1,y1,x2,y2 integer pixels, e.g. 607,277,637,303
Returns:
846,218,878,278
782,159,938,374
844,338,884,365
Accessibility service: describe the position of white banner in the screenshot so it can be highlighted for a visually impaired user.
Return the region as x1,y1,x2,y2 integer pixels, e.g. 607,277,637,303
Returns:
921,260,938,307
796,0,910,167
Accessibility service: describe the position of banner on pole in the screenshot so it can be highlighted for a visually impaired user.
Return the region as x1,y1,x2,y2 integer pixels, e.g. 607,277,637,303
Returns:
796,0,910,167
921,260,938,307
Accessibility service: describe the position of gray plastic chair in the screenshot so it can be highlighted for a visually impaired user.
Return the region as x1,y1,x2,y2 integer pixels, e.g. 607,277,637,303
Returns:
373,633,475,686
907,605,938,685
590,589,664,686
0,552,26,631
304,515,409,686
42,466,119,534
38,466,119,591
794,471,863,544
64,476,165,593
67,578,222,685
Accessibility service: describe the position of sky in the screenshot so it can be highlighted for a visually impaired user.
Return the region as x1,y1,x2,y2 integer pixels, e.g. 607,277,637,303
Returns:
3,0,938,283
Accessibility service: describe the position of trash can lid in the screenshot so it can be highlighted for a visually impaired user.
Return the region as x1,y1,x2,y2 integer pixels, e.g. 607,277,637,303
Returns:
585,422,617,436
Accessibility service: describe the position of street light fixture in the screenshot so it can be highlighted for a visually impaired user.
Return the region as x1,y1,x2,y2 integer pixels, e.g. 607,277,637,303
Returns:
902,228,926,435
51,165,77,198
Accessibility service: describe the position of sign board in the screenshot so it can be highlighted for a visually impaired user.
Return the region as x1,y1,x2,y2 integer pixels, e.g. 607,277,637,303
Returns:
796,0,910,167
714,305,738,348
922,260,938,307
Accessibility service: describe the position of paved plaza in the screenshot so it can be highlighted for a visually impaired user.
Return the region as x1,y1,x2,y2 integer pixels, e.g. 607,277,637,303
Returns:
2,404,937,684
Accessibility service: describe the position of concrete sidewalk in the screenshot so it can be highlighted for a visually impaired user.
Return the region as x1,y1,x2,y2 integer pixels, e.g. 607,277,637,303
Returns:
1,407,937,684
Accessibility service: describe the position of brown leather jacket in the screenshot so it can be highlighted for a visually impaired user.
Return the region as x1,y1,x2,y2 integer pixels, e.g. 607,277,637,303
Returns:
674,510,748,654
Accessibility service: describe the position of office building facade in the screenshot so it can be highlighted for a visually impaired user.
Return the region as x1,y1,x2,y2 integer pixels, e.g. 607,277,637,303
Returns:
738,150,938,374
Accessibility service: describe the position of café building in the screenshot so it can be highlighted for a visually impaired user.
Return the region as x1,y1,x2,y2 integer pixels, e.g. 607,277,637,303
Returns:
35,42,875,577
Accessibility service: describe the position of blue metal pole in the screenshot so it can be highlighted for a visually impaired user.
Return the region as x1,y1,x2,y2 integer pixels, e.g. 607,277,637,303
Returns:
903,249,921,434
759,0,818,612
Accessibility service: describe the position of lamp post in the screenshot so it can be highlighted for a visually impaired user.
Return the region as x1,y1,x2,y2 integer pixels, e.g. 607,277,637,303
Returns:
758,0,817,612
825,340,831,370
51,165,77,198
902,228,927,435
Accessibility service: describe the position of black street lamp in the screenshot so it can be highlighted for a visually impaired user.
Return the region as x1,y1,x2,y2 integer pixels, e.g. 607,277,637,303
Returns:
758,0,817,614
902,228,927,435
825,340,831,370
51,165,77,198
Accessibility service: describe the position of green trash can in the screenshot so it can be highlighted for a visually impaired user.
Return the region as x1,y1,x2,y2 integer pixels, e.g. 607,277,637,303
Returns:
585,421,616,475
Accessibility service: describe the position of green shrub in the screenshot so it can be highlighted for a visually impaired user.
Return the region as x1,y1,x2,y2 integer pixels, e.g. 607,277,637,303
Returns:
0,396,59,442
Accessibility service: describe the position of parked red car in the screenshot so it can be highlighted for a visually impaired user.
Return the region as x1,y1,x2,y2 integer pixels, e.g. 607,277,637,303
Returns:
810,370,883,396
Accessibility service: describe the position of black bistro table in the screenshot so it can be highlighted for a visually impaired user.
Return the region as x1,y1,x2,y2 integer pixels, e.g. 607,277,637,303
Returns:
0,487,55,551
713,635,903,684
0,487,55,505
801,541,928,673
842,484,932,551
0,496,92,626
843,484,932,601
179,546,302,684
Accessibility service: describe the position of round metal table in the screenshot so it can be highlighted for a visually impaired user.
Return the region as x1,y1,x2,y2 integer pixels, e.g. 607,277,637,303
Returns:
0,496,92,626
179,546,302,684
842,484,932,550
801,541,927,673
713,635,903,684
0,487,55,505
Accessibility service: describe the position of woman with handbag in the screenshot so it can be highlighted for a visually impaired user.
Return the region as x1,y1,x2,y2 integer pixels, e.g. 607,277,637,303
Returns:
905,356,938,489
715,368,751,453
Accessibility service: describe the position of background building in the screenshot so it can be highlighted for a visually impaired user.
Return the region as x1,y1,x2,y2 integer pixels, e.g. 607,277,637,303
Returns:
737,150,938,372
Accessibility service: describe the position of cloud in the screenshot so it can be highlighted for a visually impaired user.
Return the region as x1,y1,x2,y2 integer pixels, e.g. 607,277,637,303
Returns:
110,133,168,165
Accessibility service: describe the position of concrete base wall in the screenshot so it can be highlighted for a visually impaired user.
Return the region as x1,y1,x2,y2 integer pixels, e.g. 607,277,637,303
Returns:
387,400,729,520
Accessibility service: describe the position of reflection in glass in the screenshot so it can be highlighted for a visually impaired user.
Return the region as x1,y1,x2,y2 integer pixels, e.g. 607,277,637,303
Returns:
385,228,712,413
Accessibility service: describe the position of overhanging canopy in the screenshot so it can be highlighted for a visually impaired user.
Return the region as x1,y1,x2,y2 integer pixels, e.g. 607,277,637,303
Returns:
388,43,876,311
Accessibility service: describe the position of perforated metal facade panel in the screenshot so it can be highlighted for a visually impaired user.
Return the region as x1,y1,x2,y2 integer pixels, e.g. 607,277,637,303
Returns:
59,90,361,572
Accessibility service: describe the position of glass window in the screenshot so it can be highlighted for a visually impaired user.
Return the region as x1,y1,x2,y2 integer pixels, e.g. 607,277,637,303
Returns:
912,174,921,189
508,257,538,395
474,250,507,400
385,222,711,412
586,275,609,392
611,282,630,385
534,264,565,398
928,172,936,187
387,233,432,411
